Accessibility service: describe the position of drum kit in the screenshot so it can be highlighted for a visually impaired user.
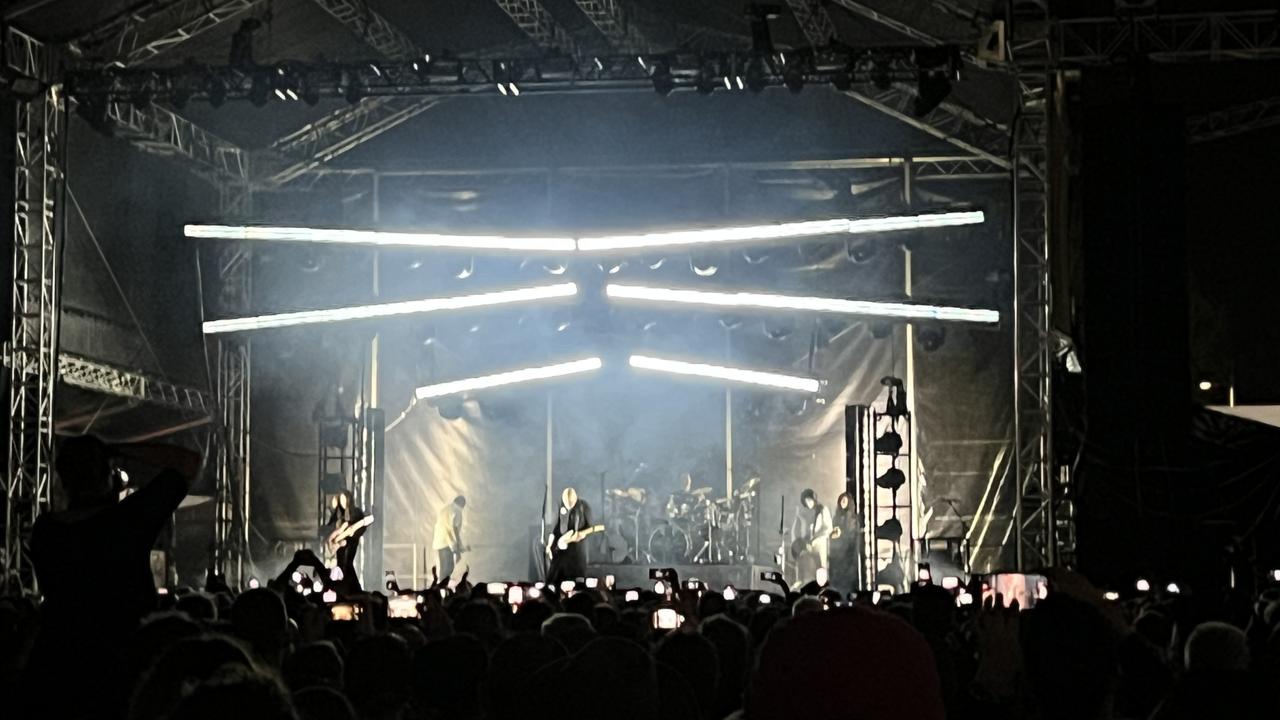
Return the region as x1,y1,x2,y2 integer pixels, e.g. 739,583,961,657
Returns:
603,477,762,565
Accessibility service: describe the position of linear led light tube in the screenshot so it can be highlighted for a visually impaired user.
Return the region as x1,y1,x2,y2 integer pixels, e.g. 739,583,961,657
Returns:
629,355,820,393
202,283,578,334
414,357,603,399
184,224,578,253
576,210,984,252
607,284,999,324
188,210,982,255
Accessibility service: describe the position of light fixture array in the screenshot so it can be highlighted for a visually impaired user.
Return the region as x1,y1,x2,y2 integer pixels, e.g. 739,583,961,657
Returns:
193,210,990,397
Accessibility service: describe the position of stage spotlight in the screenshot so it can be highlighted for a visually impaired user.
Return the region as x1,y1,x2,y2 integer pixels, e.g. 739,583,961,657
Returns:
877,561,905,588
344,73,364,104
918,325,947,352
912,47,958,117
416,357,602,399
629,354,820,393
1103,591,1120,601
249,71,270,107
696,69,718,95
870,61,892,91
205,74,227,107
606,285,999,324
1166,582,1180,594
914,72,951,116
875,466,905,492
875,430,903,455
576,210,984,252
74,94,111,134
129,87,154,110
1198,380,1212,391
783,63,805,94
745,57,768,93
875,517,903,542
846,238,876,263
1135,578,1151,593
171,85,192,109
651,62,675,96
831,66,853,92
202,283,578,334
185,224,577,253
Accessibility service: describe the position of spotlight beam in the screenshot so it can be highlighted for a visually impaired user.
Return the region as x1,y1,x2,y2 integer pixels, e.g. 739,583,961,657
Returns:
629,355,820,393
607,284,999,324
186,210,983,255
414,357,602,399
202,283,578,334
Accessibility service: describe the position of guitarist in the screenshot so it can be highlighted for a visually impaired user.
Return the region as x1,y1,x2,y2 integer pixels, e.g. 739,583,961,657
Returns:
789,488,832,586
432,495,468,582
322,489,368,592
547,487,595,584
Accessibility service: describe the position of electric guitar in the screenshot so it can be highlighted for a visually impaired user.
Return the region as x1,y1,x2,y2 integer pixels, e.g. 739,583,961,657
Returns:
327,515,375,554
546,524,605,561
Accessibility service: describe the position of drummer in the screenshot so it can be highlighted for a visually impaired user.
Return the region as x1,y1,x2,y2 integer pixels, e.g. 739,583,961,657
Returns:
667,472,704,518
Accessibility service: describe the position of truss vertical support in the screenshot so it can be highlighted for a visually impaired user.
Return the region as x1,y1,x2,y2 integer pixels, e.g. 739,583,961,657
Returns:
4,85,64,596
1010,1,1055,570
212,225,251,586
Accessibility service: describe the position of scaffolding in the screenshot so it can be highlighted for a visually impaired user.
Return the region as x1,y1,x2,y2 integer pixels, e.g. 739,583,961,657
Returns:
3,83,64,595
1010,0,1056,570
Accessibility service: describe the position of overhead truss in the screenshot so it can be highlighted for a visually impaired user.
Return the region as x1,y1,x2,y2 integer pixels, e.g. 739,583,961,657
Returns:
1188,95,1280,144
70,0,265,68
312,0,422,61
105,100,250,185
494,0,576,53
1058,10,1280,64
573,0,649,54
58,352,211,414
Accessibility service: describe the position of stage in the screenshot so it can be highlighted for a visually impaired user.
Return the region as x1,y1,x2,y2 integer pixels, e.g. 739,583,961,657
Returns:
588,563,779,592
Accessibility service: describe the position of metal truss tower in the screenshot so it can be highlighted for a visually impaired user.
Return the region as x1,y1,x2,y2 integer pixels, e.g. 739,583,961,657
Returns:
1010,1,1057,570
212,240,251,586
4,63,64,594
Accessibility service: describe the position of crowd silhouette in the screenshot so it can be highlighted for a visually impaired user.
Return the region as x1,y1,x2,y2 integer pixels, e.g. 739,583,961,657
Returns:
3,437,1280,720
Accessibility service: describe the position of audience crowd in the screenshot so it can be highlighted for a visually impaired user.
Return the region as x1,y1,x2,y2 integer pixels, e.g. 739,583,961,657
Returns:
3,437,1280,720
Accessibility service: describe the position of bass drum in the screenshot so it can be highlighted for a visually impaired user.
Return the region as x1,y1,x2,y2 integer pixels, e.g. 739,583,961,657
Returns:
647,523,690,564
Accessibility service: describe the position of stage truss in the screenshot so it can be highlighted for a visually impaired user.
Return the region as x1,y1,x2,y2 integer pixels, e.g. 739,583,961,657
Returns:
11,3,1271,592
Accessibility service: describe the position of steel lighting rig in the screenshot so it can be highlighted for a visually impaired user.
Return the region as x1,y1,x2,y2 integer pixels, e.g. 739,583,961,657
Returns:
65,45,954,104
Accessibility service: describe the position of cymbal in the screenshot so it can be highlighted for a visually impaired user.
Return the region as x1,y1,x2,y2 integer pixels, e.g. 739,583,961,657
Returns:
735,477,761,496
178,494,213,509
690,487,713,496
609,487,647,499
